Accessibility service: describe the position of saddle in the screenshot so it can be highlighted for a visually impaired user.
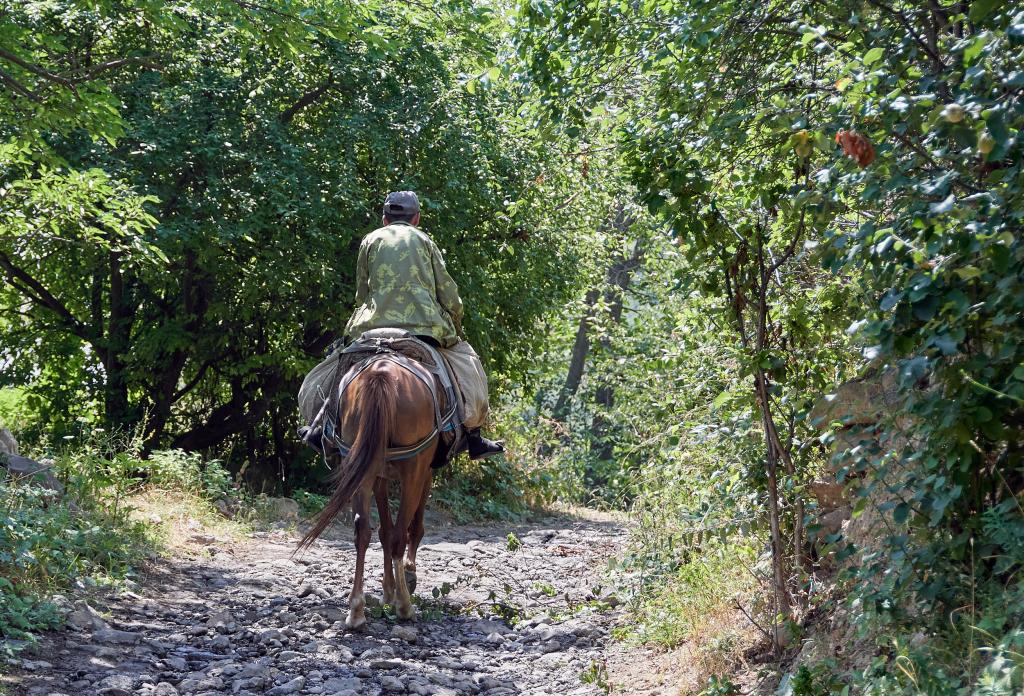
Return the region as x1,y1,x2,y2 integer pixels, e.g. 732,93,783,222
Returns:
300,329,465,468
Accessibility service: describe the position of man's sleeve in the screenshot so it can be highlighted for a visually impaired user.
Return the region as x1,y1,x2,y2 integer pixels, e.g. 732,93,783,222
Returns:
344,237,371,341
353,237,371,305
430,241,464,334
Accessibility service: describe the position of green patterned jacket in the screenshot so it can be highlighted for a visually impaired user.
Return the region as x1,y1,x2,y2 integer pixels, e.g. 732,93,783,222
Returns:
344,222,464,347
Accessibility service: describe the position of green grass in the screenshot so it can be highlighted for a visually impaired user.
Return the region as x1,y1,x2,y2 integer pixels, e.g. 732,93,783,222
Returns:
610,537,760,688
624,540,758,648
0,439,256,659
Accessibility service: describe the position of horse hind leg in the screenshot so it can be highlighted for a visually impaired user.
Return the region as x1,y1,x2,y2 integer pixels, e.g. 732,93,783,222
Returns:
374,479,396,606
404,479,431,596
392,465,432,621
346,491,372,630
390,523,414,621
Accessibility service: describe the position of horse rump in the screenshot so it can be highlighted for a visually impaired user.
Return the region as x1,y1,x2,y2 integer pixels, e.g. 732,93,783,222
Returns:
298,366,396,550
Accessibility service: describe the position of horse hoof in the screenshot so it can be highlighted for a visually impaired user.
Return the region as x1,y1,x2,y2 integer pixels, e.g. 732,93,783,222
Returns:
397,603,415,621
345,613,366,631
405,568,417,595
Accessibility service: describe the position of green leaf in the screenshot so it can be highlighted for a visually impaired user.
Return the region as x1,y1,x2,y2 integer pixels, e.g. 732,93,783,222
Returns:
712,390,730,409
962,33,990,64
969,0,1001,23
954,266,982,281
863,47,884,65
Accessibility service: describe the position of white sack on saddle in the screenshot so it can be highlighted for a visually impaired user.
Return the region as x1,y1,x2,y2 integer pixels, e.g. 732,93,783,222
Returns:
439,340,489,429
298,353,343,424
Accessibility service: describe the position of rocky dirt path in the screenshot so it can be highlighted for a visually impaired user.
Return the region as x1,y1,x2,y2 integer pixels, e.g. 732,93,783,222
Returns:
5,511,627,696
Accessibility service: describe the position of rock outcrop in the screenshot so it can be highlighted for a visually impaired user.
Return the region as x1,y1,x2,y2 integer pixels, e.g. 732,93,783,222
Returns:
0,426,64,494
806,371,906,558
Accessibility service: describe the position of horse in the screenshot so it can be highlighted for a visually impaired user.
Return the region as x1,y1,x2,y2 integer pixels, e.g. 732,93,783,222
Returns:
297,358,438,629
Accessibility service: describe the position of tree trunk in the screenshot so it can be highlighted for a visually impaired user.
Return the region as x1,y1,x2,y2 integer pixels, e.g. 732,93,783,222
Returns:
145,250,212,450
756,370,793,646
589,236,644,462
752,236,797,645
553,288,600,420
723,230,798,653
171,370,283,452
554,204,640,421
104,250,133,427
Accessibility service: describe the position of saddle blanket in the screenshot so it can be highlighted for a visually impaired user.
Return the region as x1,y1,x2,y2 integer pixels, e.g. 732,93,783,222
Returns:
297,332,489,435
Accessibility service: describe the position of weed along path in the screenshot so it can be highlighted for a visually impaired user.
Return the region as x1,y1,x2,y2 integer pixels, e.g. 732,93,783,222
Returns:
5,511,629,696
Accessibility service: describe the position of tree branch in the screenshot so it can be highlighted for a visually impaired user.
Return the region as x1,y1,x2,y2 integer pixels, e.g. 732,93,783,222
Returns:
0,67,39,101
866,0,944,69
0,48,159,96
69,56,162,81
0,249,87,338
172,356,220,403
0,48,74,88
279,74,336,124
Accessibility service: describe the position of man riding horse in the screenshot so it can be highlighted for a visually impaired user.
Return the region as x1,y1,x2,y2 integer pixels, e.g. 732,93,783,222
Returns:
343,190,503,460
296,191,502,627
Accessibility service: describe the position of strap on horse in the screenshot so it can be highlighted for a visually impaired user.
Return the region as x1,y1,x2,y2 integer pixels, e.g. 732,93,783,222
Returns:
328,353,439,461
311,330,460,462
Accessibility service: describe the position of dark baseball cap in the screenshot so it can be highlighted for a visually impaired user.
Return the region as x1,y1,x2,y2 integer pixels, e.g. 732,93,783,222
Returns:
383,191,420,217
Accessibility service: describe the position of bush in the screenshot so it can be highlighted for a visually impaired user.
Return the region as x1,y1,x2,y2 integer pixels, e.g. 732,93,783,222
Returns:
145,449,233,501
0,481,149,655
432,451,551,523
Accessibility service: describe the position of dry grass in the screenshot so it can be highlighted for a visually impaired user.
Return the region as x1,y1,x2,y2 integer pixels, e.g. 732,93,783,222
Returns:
127,487,254,553
606,603,760,695
606,540,763,694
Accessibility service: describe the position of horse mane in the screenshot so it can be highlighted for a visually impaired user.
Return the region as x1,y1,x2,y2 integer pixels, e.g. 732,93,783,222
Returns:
297,365,396,550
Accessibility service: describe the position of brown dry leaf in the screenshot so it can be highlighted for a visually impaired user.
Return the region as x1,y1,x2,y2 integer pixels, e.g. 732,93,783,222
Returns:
835,129,876,167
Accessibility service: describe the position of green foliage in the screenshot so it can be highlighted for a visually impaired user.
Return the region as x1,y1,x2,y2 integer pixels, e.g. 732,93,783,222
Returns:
290,489,329,518
517,0,1024,689
0,388,35,434
778,662,847,696
3,0,1021,688
622,541,757,649
144,449,233,501
0,0,601,485
0,577,61,658
579,659,610,691
700,675,738,696
0,426,257,655
431,452,550,523
0,480,149,652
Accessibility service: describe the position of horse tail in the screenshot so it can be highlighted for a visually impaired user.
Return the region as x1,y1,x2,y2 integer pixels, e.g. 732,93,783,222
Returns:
298,366,395,550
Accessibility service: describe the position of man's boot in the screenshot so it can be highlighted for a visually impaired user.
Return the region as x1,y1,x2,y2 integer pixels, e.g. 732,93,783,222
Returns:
466,428,504,460
297,425,322,451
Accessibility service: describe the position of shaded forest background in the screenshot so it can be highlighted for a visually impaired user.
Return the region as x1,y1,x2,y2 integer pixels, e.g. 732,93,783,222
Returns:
2,0,1023,693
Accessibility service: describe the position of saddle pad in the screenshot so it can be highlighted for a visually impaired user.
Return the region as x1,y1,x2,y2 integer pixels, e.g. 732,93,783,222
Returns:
298,332,463,454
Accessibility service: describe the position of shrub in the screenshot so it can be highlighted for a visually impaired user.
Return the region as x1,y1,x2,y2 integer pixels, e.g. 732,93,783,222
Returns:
0,481,148,655
145,449,233,501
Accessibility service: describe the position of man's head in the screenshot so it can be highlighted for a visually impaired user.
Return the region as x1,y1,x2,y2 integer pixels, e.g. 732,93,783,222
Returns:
382,190,421,226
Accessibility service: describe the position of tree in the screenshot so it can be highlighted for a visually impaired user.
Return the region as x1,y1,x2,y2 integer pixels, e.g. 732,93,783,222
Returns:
0,1,603,484
518,0,1024,674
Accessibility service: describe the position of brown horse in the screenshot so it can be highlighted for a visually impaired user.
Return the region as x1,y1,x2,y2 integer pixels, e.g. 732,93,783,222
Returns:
297,359,437,628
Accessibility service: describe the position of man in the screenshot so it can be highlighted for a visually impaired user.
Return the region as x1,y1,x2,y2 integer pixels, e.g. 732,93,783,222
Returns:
343,190,504,460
